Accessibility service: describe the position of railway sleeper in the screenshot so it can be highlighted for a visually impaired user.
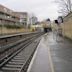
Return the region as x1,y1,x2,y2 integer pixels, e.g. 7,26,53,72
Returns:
0,34,42,72
0,33,42,69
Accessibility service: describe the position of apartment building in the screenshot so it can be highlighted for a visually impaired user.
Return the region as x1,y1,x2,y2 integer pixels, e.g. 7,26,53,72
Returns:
14,12,29,28
0,5,20,26
0,4,37,29
29,16,38,25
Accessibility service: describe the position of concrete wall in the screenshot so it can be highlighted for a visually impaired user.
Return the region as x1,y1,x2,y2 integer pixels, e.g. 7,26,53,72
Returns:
0,27,30,35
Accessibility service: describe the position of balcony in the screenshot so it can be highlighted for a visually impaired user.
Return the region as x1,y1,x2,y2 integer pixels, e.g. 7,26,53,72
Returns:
0,15,19,22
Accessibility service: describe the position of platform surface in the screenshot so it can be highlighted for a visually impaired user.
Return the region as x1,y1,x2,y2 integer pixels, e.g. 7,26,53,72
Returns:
27,33,72,72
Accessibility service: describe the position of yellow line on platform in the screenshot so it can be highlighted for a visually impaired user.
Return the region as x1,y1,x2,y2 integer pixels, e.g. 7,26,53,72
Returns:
48,47,55,72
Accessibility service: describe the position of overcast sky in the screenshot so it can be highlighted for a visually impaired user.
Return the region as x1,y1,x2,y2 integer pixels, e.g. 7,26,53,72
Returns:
0,0,59,21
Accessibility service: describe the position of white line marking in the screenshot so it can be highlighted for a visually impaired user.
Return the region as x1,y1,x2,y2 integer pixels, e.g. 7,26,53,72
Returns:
27,47,38,72
48,47,55,72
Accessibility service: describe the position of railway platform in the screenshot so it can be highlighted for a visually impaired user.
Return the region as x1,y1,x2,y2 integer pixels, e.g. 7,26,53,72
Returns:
27,33,72,72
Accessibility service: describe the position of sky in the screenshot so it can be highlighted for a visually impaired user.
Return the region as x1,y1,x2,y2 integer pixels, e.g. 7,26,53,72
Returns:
0,0,59,21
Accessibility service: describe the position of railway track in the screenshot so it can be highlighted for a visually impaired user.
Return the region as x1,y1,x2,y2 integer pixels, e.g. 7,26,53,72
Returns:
0,32,43,72
0,32,43,61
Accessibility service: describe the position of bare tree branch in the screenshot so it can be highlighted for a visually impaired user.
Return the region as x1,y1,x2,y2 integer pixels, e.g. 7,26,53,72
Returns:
55,0,72,16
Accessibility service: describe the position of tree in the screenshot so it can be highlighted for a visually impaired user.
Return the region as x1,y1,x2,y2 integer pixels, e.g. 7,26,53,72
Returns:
55,0,72,16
